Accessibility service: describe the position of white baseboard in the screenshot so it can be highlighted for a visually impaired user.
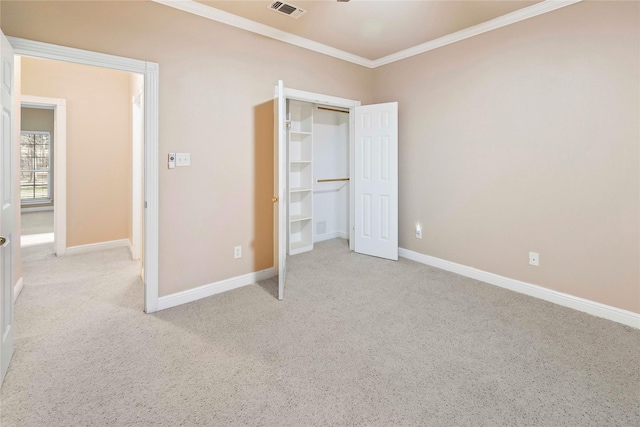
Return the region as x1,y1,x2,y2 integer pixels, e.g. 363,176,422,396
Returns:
314,231,348,243
21,206,53,213
65,239,131,256
157,267,276,311
13,277,23,303
399,248,640,329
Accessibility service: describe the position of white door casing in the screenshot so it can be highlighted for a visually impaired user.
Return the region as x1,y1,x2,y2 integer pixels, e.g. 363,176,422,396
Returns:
274,84,362,300
0,30,15,385
20,95,67,256
8,36,159,313
274,80,286,300
132,86,144,262
354,102,399,261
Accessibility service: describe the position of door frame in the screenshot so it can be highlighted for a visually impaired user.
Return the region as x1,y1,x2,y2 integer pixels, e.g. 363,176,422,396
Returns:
276,86,361,268
20,95,67,257
274,85,361,299
8,37,160,313
131,86,144,263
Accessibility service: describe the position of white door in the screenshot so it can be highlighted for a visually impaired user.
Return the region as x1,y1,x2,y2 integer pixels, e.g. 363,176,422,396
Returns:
354,102,399,260
273,80,286,300
0,30,15,384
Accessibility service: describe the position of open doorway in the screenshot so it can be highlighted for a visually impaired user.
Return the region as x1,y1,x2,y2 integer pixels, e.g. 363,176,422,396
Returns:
19,96,63,257
2,35,160,384
7,35,159,314
18,56,145,291
20,107,55,252
273,82,399,300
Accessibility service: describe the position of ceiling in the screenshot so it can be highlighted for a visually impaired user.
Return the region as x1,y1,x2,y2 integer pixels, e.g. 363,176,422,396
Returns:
152,0,580,67
197,0,542,60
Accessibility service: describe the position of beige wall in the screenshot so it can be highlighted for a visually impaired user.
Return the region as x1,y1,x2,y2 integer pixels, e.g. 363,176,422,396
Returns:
21,107,55,207
373,1,639,313
4,1,636,314
20,57,133,248
1,0,373,296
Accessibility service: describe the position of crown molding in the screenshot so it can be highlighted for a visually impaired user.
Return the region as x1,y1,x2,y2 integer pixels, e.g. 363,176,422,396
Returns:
372,0,583,67
152,0,583,69
151,0,373,68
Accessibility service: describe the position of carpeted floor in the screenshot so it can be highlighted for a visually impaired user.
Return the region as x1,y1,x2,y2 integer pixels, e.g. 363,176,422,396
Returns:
1,239,639,426
21,210,54,236
20,211,55,249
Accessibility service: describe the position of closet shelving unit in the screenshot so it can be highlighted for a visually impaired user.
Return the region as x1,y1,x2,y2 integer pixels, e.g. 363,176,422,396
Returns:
287,100,314,255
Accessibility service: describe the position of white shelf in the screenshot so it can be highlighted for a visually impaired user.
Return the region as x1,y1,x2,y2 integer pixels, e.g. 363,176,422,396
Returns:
288,100,313,133
289,131,312,163
290,214,312,223
288,100,314,255
289,162,311,190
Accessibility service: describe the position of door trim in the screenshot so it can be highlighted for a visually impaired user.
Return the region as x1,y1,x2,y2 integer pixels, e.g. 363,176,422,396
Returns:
278,86,361,259
131,87,143,262
8,37,160,313
273,85,360,300
20,95,67,256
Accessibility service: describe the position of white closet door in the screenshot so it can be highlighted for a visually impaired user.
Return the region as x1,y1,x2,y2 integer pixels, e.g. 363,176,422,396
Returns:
0,30,15,384
354,102,398,261
273,81,287,300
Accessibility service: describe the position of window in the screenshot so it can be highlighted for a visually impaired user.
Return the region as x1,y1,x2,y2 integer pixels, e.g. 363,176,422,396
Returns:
20,131,51,203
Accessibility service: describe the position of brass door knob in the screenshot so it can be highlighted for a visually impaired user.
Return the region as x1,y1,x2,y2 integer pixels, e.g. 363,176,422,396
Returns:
272,197,279,203
0,236,6,246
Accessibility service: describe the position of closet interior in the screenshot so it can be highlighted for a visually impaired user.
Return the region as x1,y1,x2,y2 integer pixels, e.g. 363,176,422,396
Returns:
287,100,350,255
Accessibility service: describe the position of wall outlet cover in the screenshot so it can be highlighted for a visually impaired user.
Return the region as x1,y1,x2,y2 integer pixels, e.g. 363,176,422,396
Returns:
529,252,539,266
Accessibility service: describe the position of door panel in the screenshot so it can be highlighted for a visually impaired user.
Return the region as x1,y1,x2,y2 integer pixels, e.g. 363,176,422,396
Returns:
273,81,286,300
354,102,398,261
0,30,15,385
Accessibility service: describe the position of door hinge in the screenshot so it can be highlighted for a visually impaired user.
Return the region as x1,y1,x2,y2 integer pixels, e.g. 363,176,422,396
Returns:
145,201,147,208
286,120,292,129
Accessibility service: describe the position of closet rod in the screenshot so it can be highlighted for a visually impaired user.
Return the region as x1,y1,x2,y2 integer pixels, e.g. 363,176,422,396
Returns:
317,106,349,114
317,178,350,183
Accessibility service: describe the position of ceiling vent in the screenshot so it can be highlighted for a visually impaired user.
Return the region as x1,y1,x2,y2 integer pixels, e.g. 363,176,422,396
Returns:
267,1,307,19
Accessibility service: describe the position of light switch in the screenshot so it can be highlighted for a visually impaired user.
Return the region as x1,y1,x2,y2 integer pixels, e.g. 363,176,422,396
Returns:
168,153,176,169
176,153,191,167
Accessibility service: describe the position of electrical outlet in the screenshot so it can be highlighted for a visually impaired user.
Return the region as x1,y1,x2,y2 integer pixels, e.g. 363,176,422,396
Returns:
529,252,539,266
234,246,242,259
415,222,422,239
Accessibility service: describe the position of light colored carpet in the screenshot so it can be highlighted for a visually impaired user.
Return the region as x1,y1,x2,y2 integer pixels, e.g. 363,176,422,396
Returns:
1,239,639,426
20,211,54,248
20,211,54,235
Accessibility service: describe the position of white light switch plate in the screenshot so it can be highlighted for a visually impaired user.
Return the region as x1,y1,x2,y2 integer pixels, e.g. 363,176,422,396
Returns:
176,153,191,167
